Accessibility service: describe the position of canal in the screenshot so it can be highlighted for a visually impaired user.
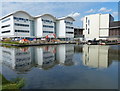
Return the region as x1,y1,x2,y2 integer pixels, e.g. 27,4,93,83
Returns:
0,44,119,89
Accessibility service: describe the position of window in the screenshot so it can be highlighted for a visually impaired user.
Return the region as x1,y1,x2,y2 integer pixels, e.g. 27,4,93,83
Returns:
43,25,54,28
65,21,73,25
88,20,90,25
66,32,74,34
1,24,10,28
2,50,11,55
86,24,87,30
14,17,29,22
86,17,87,23
88,28,90,34
15,23,29,27
42,19,53,23
2,18,10,23
2,30,10,33
15,30,29,33
43,31,54,33
66,26,73,29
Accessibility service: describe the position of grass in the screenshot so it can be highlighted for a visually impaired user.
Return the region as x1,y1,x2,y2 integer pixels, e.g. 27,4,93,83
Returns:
0,74,24,91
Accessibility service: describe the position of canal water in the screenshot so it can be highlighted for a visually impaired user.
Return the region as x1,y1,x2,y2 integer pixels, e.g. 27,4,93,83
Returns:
0,44,119,89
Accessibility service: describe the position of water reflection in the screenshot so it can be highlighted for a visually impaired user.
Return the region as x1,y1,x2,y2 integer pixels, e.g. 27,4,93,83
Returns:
83,45,111,68
0,44,119,73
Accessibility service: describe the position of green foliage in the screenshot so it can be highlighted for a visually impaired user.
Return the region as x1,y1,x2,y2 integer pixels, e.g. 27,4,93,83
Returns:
0,74,24,90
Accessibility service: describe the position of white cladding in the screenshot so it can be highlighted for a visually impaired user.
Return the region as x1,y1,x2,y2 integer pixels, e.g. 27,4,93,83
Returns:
83,14,114,40
0,11,34,37
56,17,74,38
0,11,75,39
35,14,56,38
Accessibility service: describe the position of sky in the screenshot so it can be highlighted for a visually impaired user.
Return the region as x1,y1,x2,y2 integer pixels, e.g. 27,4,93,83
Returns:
0,2,119,27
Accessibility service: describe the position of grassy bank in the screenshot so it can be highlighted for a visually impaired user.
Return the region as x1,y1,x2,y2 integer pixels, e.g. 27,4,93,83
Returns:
0,74,24,90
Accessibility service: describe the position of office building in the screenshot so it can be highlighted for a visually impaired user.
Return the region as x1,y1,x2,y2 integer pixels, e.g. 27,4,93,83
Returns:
83,14,114,41
0,11,75,40
74,27,84,41
109,21,120,41
56,17,75,40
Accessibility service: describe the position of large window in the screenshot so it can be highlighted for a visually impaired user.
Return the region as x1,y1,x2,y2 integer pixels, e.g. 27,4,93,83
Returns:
14,17,29,22
15,23,29,27
65,21,73,25
43,25,54,28
43,31,54,33
15,30,29,33
42,19,53,23
88,20,90,25
66,32,74,34
86,24,87,30
1,24,10,28
86,17,87,23
88,28,90,34
66,26,73,29
1,18,10,23
2,30,10,33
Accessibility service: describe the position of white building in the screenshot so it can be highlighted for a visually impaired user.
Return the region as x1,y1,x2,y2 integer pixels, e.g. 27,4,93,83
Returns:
34,14,57,38
83,14,114,41
0,11,34,38
56,17,75,40
0,11,75,40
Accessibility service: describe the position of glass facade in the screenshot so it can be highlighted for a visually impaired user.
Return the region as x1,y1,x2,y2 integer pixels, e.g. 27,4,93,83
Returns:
66,26,73,29
42,19,53,23
65,21,73,25
2,30,10,33
14,17,29,22
66,32,74,34
15,30,29,33
43,25,54,28
1,24,10,28
15,23,29,27
43,31,54,33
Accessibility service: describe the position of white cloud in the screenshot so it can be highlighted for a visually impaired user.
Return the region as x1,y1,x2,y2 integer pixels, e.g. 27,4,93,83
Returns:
85,9,95,13
98,7,112,12
68,12,80,18
112,12,118,17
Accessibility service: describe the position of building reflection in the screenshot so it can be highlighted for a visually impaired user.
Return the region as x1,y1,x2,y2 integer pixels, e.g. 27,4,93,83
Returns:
1,47,33,73
0,45,75,72
35,46,57,70
56,45,74,66
82,45,120,68
0,44,119,73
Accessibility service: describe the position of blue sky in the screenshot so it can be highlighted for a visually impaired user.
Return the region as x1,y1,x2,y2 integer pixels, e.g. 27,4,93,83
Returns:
0,2,119,27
